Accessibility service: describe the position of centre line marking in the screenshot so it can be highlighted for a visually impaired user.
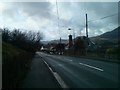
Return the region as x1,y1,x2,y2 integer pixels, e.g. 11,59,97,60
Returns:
79,62,104,72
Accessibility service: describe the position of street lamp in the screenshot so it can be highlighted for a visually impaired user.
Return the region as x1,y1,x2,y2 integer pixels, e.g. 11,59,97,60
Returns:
68,28,71,30
68,28,72,35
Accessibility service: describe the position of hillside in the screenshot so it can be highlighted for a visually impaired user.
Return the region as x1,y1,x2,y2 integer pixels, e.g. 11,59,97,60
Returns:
90,26,120,43
98,26,120,39
41,39,68,45
49,39,68,44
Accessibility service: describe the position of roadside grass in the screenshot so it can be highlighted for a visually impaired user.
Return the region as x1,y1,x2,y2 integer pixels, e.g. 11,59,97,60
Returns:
2,42,34,88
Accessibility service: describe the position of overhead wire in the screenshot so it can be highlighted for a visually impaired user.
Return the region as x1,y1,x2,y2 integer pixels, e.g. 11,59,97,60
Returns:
88,13,118,23
80,2,118,36
55,2,118,39
56,0,61,42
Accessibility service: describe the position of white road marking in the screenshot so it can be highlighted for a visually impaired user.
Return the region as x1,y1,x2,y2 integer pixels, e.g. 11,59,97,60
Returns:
58,64,63,67
66,59,73,62
43,60,69,88
54,72,69,88
79,62,104,72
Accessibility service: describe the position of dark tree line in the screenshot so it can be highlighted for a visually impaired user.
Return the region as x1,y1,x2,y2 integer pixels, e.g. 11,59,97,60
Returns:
2,28,43,53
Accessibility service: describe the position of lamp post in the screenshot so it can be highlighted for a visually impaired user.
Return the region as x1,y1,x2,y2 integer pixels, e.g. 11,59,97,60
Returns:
68,28,72,35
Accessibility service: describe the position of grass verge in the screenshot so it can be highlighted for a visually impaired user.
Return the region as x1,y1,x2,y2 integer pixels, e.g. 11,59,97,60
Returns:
2,42,34,88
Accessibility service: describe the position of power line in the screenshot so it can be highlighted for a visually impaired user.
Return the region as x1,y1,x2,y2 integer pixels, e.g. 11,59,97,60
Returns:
88,13,118,23
56,0,60,37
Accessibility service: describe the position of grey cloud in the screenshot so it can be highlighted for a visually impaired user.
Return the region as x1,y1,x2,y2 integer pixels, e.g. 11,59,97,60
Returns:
79,2,118,16
1,3,19,18
18,2,52,19
70,2,118,37
81,2,118,25
1,2,53,20
2,8,15,18
0,2,119,41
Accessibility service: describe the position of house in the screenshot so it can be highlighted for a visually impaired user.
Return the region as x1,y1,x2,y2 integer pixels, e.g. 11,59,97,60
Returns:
65,35,96,55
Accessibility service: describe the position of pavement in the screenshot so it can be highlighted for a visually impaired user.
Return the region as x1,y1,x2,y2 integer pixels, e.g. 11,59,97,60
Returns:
37,52,119,88
22,54,61,88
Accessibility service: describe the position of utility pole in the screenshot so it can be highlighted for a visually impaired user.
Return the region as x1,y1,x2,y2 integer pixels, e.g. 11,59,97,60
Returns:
73,29,75,45
56,0,61,44
85,13,88,56
60,37,61,43
86,13,88,38
73,29,75,56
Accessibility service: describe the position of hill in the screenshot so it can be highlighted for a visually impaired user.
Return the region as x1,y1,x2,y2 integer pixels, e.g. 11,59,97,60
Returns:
90,26,120,43
98,26,120,39
41,39,68,45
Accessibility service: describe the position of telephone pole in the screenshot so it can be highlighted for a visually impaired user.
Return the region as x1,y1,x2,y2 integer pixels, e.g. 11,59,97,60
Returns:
56,0,61,44
86,13,88,38
85,13,88,56
73,29,75,45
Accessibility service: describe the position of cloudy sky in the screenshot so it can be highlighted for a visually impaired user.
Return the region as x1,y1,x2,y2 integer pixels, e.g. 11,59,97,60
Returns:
0,0,119,41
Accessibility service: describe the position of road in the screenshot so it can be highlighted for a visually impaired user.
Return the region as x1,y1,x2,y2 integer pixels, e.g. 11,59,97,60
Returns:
37,52,119,88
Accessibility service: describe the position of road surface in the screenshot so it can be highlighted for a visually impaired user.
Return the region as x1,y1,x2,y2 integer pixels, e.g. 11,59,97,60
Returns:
37,52,119,88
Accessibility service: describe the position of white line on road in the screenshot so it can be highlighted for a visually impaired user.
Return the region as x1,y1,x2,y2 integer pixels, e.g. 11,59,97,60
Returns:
58,64,63,67
54,72,68,88
79,62,104,72
43,60,69,88
65,59,73,62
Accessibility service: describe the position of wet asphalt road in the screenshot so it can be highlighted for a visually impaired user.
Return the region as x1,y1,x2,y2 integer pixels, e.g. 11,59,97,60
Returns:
38,52,119,88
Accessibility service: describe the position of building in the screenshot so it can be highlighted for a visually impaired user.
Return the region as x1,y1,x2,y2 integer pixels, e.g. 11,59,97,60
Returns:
65,36,96,55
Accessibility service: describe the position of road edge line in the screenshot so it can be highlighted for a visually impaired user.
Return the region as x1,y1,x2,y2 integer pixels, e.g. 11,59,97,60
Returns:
42,58,69,88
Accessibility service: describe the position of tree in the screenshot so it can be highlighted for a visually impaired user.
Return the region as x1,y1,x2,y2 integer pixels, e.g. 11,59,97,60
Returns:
2,28,43,53
2,28,10,42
